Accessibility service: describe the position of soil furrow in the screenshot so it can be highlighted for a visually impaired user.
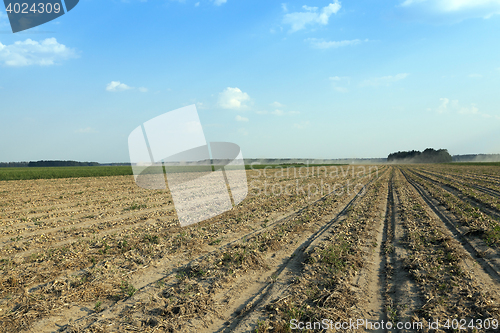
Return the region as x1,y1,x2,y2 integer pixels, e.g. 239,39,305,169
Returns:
408,168,500,220
218,174,375,333
25,170,383,333
401,168,500,283
418,169,500,200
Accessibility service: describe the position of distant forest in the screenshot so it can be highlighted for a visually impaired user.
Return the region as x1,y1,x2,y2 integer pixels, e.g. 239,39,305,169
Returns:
0,160,99,168
1,153,499,167
453,154,500,162
388,148,452,163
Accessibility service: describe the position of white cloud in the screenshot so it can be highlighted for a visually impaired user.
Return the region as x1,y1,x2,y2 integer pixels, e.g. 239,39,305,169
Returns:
402,0,500,11
270,101,285,108
195,2,200,6
106,81,133,92
458,104,479,114
218,87,250,109
318,2,342,24
214,0,227,5
282,3,288,12
437,97,450,113
360,73,409,87
445,99,479,115
0,38,77,67
106,81,148,92
435,98,499,119
399,0,500,19
306,38,364,49
283,1,341,32
235,115,249,122
272,109,285,116
302,5,318,11
468,73,483,78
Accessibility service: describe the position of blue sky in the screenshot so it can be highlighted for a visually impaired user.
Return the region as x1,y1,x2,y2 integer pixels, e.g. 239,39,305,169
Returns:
1,0,500,163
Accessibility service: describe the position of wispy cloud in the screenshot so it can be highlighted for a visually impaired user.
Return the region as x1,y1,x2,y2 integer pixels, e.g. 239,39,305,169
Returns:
437,98,478,114
106,81,133,92
468,73,483,78
0,38,77,67
306,38,365,49
235,115,249,122
214,0,227,6
360,73,409,87
218,87,250,109
106,81,148,92
283,1,341,32
437,97,450,113
399,0,500,19
272,109,285,116
270,101,285,108
435,98,499,119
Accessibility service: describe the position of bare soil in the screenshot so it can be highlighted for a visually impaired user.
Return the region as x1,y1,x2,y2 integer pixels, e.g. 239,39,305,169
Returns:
2,164,500,332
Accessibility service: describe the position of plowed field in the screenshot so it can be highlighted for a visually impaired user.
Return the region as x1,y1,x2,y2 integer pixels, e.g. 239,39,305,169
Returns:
1,164,500,332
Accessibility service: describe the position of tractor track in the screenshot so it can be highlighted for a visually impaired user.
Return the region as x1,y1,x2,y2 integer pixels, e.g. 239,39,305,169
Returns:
379,171,424,332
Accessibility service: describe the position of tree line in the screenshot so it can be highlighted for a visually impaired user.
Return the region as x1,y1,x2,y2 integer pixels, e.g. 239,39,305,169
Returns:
387,148,452,163
0,160,99,167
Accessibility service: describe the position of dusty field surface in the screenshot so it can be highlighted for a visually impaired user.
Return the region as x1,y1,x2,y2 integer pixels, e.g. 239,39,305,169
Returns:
1,164,500,332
